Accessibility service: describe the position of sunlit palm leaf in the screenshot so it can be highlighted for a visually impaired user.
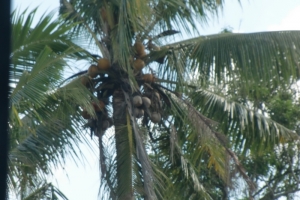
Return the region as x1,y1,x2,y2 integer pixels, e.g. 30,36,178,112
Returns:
191,88,298,150
11,8,87,74
8,80,95,193
160,31,300,88
9,8,95,196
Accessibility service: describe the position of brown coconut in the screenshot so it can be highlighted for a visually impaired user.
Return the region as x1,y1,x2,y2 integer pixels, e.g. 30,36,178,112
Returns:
142,74,155,83
142,97,151,108
133,95,143,107
134,108,144,118
88,64,99,78
92,101,105,112
150,112,161,123
97,58,110,71
133,59,145,71
134,41,146,57
81,76,92,88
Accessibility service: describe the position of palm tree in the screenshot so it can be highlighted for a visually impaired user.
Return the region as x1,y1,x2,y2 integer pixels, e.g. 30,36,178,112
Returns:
57,0,300,199
8,8,96,199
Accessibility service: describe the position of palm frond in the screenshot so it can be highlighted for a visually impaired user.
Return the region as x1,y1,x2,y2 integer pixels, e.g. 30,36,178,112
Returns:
160,31,300,88
191,88,298,150
11,8,88,69
153,0,224,35
98,129,117,200
9,8,96,196
23,182,68,200
8,80,95,192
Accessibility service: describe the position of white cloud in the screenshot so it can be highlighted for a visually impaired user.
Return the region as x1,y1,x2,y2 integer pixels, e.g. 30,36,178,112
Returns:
267,6,300,31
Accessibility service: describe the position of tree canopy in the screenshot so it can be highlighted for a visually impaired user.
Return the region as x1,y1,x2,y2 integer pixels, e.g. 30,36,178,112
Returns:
8,1,300,199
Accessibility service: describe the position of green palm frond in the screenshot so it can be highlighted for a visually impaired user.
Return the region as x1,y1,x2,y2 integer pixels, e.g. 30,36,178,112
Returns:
131,89,228,199
159,31,300,88
98,132,118,200
163,91,255,193
8,80,95,192
191,88,298,150
153,0,223,34
11,8,88,70
23,182,68,200
11,47,69,108
9,8,96,196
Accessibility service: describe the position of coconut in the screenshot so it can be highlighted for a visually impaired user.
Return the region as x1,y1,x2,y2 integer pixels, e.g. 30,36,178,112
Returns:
142,74,155,83
133,95,143,107
97,58,110,71
150,112,161,123
82,110,91,119
134,108,144,118
88,64,99,78
139,50,147,58
133,59,145,71
92,101,105,112
142,97,151,108
81,76,92,88
134,41,146,57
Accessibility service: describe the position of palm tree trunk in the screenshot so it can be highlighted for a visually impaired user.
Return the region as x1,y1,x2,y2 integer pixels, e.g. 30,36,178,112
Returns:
113,88,133,200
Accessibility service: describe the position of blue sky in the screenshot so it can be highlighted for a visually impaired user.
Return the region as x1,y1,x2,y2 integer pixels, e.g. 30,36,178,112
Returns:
11,0,300,199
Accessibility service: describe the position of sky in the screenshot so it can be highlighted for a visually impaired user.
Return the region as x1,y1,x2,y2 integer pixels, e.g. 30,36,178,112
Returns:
10,0,300,199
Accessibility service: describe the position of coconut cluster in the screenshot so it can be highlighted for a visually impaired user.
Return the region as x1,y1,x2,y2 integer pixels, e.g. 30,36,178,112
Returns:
132,41,146,72
80,58,111,89
147,91,162,124
81,98,113,135
79,57,114,135
132,91,163,124
132,41,157,84
132,95,149,119
88,58,110,78
79,39,165,135
81,100,105,119
131,40,163,123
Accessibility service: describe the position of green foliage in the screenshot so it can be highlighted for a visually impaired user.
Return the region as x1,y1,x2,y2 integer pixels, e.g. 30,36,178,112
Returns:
22,182,68,200
9,8,95,198
57,0,300,199
10,0,300,199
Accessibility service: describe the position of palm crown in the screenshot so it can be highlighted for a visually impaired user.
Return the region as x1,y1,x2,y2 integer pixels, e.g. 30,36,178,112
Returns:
9,0,300,199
